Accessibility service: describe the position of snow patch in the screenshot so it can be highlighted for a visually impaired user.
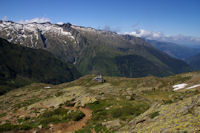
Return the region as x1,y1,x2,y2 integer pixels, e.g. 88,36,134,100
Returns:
186,84,200,90
22,34,27,38
30,35,33,44
8,38,13,42
0,21,75,43
6,32,10,36
44,86,51,89
173,83,200,91
173,83,188,91
57,22,64,25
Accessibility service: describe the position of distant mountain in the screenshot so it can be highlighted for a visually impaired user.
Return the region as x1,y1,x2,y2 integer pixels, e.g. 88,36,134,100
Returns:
0,38,80,95
0,21,192,77
186,53,200,70
147,40,200,60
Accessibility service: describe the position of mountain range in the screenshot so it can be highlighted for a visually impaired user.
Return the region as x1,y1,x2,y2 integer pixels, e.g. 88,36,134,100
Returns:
0,21,192,78
186,53,200,70
147,40,200,60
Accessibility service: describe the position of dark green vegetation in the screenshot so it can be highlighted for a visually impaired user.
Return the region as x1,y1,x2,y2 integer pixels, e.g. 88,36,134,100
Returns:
148,40,200,60
149,111,159,119
0,108,85,131
0,38,80,95
186,53,200,70
115,55,171,77
88,99,149,121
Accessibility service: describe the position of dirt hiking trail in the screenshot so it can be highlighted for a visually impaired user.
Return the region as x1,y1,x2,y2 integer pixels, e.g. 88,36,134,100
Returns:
32,106,93,133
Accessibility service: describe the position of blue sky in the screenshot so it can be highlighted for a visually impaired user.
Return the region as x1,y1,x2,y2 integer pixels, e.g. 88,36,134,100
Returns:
1,0,200,42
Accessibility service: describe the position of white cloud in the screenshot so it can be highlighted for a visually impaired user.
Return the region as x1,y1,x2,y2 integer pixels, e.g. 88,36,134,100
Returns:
56,22,64,25
2,16,7,21
125,29,200,45
18,17,51,24
98,25,121,33
126,29,164,39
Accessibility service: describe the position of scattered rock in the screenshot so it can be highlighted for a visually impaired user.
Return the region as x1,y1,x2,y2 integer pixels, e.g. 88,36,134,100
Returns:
161,128,168,133
126,94,136,100
102,119,121,129
127,90,133,95
38,125,42,129
40,108,46,112
99,92,104,95
32,130,37,133
105,107,110,110
126,96,132,100
74,101,81,108
136,119,146,124
19,115,25,119
180,96,200,115
49,124,53,127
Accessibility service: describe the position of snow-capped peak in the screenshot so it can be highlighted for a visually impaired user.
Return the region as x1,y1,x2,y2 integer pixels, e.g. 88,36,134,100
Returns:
0,21,75,41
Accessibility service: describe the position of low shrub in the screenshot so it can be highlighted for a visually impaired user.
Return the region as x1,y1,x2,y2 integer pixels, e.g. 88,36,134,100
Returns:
149,111,159,119
71,111,85,121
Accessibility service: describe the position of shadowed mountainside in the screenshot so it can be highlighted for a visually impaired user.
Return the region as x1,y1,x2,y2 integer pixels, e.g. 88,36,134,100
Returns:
186,53,200,70
0,38,80,95
148,39,200,60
